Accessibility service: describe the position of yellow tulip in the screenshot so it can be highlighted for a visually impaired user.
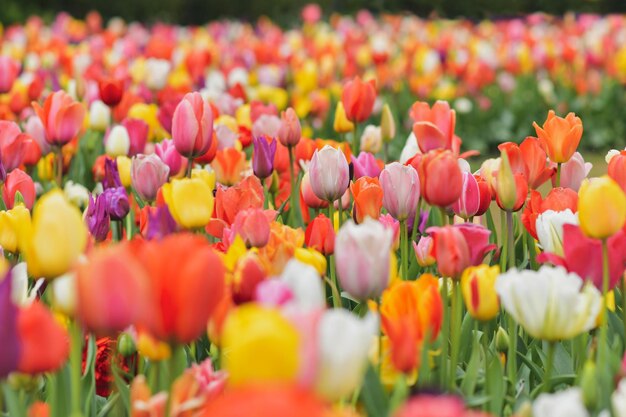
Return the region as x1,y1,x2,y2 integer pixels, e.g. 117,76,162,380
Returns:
235,104,252,129
222,304,300,386
496,152,517,211
191,168,216,191
37,154,55,182
20,191,87,279
0,205,31,253
162,177,214,229
461,264,500,321
578,176,626,240
294,247,327,275
380,103,396,143
333,102,354,134
116,156,132,188
127,103,166,141
136,332,171,361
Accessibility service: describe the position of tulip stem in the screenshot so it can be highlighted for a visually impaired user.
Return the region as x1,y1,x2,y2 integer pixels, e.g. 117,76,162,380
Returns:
555,163,561,188
449,280,461,389
352,122,359,154
410,200,422,248
598,239,610,370
328,203,341,309
506,211,514,271
507,314,517,394
400,220,408,280
288,145,298,226
440,277,449,389
70,321,83,417
55,148,64,188
543,342,556,393
185,157,193,178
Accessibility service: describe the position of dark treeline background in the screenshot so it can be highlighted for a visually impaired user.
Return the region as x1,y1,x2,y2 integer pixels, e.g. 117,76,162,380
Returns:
3,0,626,26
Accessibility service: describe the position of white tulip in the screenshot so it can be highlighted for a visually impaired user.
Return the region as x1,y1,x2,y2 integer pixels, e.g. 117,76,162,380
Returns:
613,379,626,417
105,125,131,157
10,263,44,306
50,272,77,316
496,266,601,341
64,180,90,208
315,309,378,401
399,132,419,164
360,125,382,154
536,209,579,256
145,58,171,90
279,260,325,312
533,388,589,417
89,100,111,131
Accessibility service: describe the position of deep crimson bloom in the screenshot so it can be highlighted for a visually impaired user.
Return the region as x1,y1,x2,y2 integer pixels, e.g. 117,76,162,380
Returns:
98,77,124,107
82,337,134,397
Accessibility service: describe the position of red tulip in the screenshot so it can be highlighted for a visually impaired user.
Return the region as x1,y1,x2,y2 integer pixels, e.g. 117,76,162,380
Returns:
418,150,463,207
474,175,492,216
305,214,335,255
341,77,377,123
32,91,86,146
98,77,124,107
2,169,35,209
426,226,470,279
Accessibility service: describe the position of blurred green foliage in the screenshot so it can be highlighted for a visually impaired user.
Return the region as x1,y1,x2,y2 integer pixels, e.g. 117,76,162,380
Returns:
2,0,626,26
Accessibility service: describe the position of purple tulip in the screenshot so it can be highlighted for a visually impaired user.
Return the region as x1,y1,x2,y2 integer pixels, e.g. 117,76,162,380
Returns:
0,271,20,378
352,152,381,180
103,187,130,221
103,158,123,190
146,205,178,240
252,135,277,180
85,194,110,241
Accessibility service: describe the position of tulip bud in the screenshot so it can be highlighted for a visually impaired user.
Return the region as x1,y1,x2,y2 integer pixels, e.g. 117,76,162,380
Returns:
104,125,130,157
418,150,463,207
496,152,517,211
496,326,509,353
131,154,170,202
352,151,382,180
452,171,480,220
117,333,137,357
380,162,420,221
252,136,277,180
98,77,124,107
580,360,599,411
2,169,35,210
305,214,335,255
122,118,149,156
333,102,354,134
89,100,111,131
359,125,382,154
172,92,214,158
85,194,110,241
341,76,376,123
413,236,435,267
49,273,77,316
162,176,214,229
277,107,301,147
155,139,185,177
380,103,395,142
578,176,626,240
0,56,20,94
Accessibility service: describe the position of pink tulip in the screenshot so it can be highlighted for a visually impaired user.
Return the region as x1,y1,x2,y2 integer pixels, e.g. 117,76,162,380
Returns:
301,172,328,209
413,236,436,267
380,162,420,221
0,57,20,94
308,145,350,202
451,171,481,220
32,91,86,146
131,154,170,202
227,208,276,248
352,152,382,179
255,280,294,307
454,223,496,265
410,101,456,153
24,116,51,156
171,92,214,158
378,214,400,249
335,218,393,301
122,118,149,156
2,169,35,209
559,151,592,191
252,115,281,139
155,139,185,177
0,121,27,172
277,107,302,147
426,225,470,279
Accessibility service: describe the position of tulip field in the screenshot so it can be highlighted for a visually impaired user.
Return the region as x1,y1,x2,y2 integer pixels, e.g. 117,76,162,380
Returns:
3,5,626,417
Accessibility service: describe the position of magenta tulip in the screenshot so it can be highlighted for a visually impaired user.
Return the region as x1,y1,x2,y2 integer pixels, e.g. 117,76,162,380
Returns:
171,92,214,158
451,171,481,220
454,223,496,265
122,118,150,156
0,121,26,172
379,162,420,221
155,139,185,177
352,152,382,180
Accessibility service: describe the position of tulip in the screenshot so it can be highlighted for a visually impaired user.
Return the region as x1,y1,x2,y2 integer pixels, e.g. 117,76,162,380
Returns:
89,100,111,131
32,90,86,146
426,225,470,279
85,193,110,242
333,102,355,134
252,136,277,180
519,137,556,189
380,162,420,221
608,151,626,194
479,157,500,196
394,395,466,417
559,151,591,191
144,58,171,91
142,205,179,240
352,151,382,179
2,169,35,210
411,100,456,153
315,310,377,401
536,209,579,256
279,259,326,311
413,236,435,267
20,190,88,279
380,103,396,142
0,121,27,172
461,265,500,321
533,388,589,417
335,218,393,300
0,56,20,94
277,107,302,147
380,274,443,373
360,125,382,154
305,214,335,255
418,150,463,207
222,304,300,386
162,174,214,229
350,176,383,224
293,248,328,279
229,208,273,248
209,176,264,238
300,171,328,209
496,266,601,341
104,125,131,157
308,145,350,202
211,148,247,186
172,92,214,160
0,274,20,378
341,77,376,123
77,244,149,334
454,223,496,265
135,234,225,343
533,110,583,163
474,175,492,216
452,171,480,219
155,139,185,177
64,181,89,208
122,118,149,156
131,154,170,202
49,273,76,316
578,176,626,240
24,115,50,157
522,188,578,239
98,77,124,107
0,205,30,253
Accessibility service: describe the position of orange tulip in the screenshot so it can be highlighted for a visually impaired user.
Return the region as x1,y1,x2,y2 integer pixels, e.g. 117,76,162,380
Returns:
380,274,442,374
341,77,377,123
258,223,305,275
350,176,383,223
211,148,247,186
532,110,583,163
207,176,264,239
608,151,626,194
133,234,226,343
519,137,556,189
305,213,335,255
418,149,463,207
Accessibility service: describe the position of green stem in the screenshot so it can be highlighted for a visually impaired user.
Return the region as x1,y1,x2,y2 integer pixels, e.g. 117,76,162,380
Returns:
410,200,422,246
482,322,490,411
112,220,123,242
351,122,359,154
507,314,517,393
500,210,507,271
439,206,448,226
543,342,556,393
125,214,133,240
56,148,64,188
185,156,193,178
400,220,408,280
328,203,341,308
598,239,610,370
449,280,461,389
440,277,449,389
70,321,83,417
506,210,514,271
555,163,561,188
288,146,298,226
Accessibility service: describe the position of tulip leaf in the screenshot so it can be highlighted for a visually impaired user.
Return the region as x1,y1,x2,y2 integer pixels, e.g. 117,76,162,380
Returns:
1,382,26,417
130,186,146,209
359,364,389,417
82,336,97,417
486,355,504,415
47,367,71,417
460,331,481,396
112,363,131,411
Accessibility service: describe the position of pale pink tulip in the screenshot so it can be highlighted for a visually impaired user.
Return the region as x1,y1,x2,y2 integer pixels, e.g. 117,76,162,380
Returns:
379,162,420,221
131,154,170,202
308,145,349,202
171,92,214,158
560,151,592,191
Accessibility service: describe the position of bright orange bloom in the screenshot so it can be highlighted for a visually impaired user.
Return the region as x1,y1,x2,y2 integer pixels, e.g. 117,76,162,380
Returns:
207,176,264,239
304,213,335,255
350,176,383,223
341,77,377,123
380,274,443,374
211,148,247,186
258,223,305,275
133,234,226,343
532,110,583,163
519,137,556,189
27,402,50,417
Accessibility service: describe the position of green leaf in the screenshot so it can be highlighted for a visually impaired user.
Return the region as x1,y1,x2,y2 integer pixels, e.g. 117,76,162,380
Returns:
486,356,504,415
2,382,26,417
359,365,389,417
460,332,482,397
112,364,131,412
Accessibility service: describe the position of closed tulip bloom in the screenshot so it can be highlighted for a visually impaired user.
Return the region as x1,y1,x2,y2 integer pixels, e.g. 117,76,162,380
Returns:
533,110,583,163
88,100,111,131
77,244,149,334
341,77,377,123
536,209,579,256
104,125,131,157
474,175,492,216
411,100,456,153
380,103,396,142
454,223,496,265
172,92,214,158
301,172,328,210
0,56,20,94
380,162,420,221
418,150,463,207
495,152,518,211
252,136,277,180
162,175,214,229
155,139,185,177
461,265,500,321
452,171,480,220
0,121,27,172
131,154,170,202
102,186,130,221
360,125,382,154
222,304,300,386
24,115,50,157
560,152,592,191
32,90,86,146
426,226,470,279
315,310,377,401
479,157,500,196
85,194,110,242
20,190,87,279
496,266,601,341
335,218,393,300
305,214,335,255
308,145,350,202
351,176,384,223
333,102,355,133
608,151,626,193
352,151,382,179
211,148,247,186
0,205,30,253
413,236,435,267
98,77,124,107
277,107,302,147
578,176,626,239
135,234,225,343
2,169,35,210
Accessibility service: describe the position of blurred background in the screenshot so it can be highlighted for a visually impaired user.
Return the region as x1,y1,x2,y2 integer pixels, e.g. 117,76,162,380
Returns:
3,0,626,25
